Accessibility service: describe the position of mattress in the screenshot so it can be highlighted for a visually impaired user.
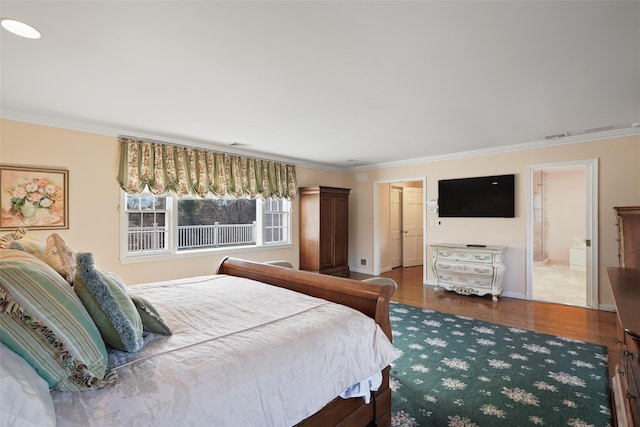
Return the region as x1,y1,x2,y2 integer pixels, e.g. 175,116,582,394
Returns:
51,274,398,426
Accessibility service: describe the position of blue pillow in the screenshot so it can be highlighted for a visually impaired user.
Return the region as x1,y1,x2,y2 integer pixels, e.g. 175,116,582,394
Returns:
73,253,144,352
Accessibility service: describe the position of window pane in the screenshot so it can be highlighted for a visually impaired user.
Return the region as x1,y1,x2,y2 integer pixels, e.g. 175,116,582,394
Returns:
142,214,156,227
127,197,140,210
155,197,166,210
178,199,256,225
140,196,155,210
177,198,257,250
128,212,141,228
156,212,165,226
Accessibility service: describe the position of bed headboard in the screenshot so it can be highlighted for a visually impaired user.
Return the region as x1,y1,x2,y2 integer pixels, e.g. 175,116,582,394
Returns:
216,257,394,340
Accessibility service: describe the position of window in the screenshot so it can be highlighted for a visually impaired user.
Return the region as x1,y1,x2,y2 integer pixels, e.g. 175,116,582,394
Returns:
125,195,168,253
263,198,289,244
122,193,291,259
177,199,257,250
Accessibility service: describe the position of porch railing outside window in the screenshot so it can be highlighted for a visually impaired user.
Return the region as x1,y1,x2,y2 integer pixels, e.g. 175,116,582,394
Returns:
128,223,257,252
177,222,256,249
128,223,166,252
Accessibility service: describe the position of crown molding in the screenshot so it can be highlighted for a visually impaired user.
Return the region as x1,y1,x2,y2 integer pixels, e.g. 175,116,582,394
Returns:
0,108,346,172
348,127,640,172
3,108,638,174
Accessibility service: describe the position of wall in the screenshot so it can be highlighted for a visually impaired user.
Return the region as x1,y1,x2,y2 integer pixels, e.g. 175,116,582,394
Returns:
0,119,349,285
2,119,639,308
347,136,640,308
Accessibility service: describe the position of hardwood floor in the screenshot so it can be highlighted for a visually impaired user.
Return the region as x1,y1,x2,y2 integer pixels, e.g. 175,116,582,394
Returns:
351,266,619,380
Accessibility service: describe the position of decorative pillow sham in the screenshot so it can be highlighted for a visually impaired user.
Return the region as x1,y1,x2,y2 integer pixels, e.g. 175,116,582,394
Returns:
0,249,115,392
74,253,144,352
0,342,56,427
130,295,173,335
104,272,173,336
4,234,45,258
0,227,27,246
42,233,76,284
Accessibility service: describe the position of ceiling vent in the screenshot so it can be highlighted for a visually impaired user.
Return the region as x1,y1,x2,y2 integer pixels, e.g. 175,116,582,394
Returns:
544,132,569,140
584,125,615,134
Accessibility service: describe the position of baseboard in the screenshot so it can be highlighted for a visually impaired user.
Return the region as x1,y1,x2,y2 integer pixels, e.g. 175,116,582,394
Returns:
349,267,371,275
597,303,616,313
502,290,526,300
374,275,615,313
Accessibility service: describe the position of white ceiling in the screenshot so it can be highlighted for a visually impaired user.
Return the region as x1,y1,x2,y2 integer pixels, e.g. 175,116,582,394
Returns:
1,1,639,170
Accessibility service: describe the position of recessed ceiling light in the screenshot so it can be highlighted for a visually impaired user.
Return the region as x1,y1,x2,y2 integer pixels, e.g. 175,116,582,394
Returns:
1,18,41,39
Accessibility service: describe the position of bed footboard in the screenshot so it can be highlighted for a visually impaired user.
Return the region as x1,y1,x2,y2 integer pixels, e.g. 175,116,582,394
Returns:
216,257,394,427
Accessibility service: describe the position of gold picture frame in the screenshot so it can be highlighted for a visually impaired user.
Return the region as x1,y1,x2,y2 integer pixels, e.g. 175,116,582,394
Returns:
0,165,69,230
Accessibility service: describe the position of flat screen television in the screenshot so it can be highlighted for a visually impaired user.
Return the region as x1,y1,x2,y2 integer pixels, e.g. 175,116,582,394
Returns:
438,174,515,218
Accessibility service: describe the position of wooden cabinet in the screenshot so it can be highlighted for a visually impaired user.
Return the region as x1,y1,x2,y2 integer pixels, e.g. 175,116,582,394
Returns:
299,186,350,276
431,244,507,302
608,267,640,427
615,206,640,269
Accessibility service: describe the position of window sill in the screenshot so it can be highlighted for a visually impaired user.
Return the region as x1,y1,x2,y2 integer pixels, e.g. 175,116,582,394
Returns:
119,243,293,264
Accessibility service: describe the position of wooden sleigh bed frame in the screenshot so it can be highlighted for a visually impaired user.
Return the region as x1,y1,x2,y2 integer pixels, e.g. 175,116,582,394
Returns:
216,257,394,427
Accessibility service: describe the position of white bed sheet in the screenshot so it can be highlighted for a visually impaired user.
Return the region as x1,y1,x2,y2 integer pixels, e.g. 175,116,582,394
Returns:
51,274,398,427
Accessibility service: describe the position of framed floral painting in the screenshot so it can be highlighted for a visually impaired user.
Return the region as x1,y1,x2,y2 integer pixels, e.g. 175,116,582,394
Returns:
0,165,69,230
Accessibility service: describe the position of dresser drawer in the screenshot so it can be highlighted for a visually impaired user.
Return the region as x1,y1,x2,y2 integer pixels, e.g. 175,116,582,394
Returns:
620,347,640,427
437,272,494,289
436,250,495,264
435,260,494,276
628,338,640,427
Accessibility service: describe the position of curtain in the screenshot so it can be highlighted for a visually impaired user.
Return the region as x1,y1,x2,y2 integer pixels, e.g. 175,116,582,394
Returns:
117,137,297,200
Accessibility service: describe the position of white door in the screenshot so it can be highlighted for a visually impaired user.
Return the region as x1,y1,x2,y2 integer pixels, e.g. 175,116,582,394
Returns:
390,187,402,268
402,187,423,267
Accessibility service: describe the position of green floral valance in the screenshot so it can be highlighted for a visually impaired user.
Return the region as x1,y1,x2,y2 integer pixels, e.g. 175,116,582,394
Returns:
117,137,297,200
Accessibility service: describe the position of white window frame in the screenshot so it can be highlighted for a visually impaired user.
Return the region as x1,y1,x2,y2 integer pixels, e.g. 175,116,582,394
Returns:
263,198,290,245
119,192,292,263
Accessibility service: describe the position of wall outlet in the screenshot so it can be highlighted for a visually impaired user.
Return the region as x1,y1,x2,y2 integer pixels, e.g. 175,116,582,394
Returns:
360,258,367,266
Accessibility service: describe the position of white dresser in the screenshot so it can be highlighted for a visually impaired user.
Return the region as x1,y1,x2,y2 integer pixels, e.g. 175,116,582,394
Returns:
431,244,507,302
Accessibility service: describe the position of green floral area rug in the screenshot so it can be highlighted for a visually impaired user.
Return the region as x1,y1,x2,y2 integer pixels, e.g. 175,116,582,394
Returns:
389,302,612,427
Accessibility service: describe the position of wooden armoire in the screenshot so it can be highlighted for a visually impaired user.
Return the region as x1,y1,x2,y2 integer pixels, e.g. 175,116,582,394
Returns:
299,186,350,277
615,206,640,269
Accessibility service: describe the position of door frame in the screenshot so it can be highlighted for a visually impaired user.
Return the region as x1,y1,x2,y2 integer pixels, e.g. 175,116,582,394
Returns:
525,159,599,308
373,177,427,282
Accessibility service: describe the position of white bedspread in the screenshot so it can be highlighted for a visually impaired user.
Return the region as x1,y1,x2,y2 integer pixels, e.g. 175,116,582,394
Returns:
51,274,398,427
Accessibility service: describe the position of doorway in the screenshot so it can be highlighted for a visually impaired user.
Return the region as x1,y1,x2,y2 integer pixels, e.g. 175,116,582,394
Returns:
526,159,599,308
373,178,426,279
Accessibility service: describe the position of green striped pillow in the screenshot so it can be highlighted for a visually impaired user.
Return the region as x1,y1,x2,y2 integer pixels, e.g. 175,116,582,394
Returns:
0,249,116,391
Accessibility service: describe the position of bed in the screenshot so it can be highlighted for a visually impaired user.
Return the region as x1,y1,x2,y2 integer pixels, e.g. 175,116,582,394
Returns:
0,237,397,427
